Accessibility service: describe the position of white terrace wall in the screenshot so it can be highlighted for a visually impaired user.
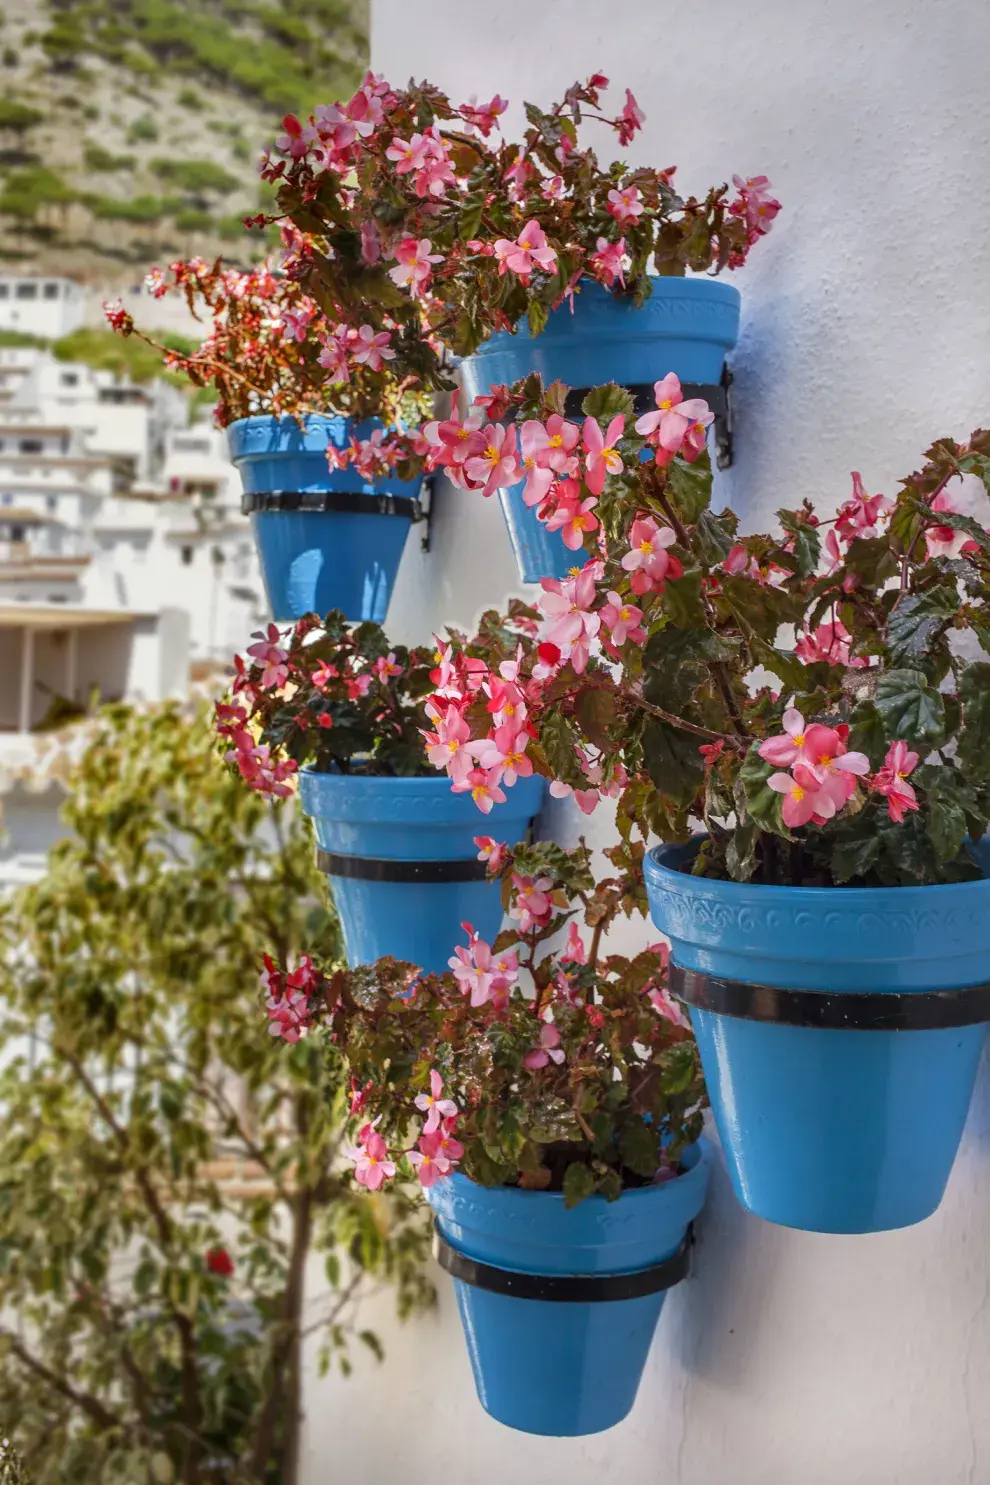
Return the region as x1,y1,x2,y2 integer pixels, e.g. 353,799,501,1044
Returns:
300,2,990,1481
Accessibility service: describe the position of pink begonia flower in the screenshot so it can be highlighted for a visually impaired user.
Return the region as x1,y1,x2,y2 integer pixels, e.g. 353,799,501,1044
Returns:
524,415,581,474
616,89,645,147
635,374,713,467
523,1022,566,1069
317,329,351,383
510,873,554,933
538,565,603,673
925,485,981,560
459,93,508,137
265,988,312,1042
486,676,527,728
424,705,475,785
360,219,381,265
600,591,645,646
795,619,867,668
541,174,566,201
722,542,762,581
607,185,644,226
454,767,507,813
872,740,920,823
385,132,432,174
560,922,586,964
449,931,495,1006
810,743,870,811
767,764,837,829
435,1120,465,1164
227,739,297,798
412,129,457,198
345,673,373,701
280,304,315,342
493,220,558,282
424,411,487,470
589,235,626,288
374,651,402,681
276,113,313,160
503,156,535,204
352,1130,396,1191
388,236,444,295
544,490,599,550
246,623,289,690
834,472,892,542
475,725,534,785
407,1133,452,1188
350,324,395,371
620,516,679,595
549,779,601,815
415,1069,459,1135
729,175,781,237
583,414,624,494
648,986,691,1029
474,836,508,873
465,423,524,498
758,707,819,768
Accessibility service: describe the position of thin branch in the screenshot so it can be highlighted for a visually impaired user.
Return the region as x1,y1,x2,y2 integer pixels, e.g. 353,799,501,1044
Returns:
1,1332,122,1433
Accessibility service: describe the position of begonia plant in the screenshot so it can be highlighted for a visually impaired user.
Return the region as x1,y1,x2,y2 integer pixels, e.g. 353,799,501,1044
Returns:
261,840,705,1207
260,70,780,372
103,233,432,479
422,374,990,889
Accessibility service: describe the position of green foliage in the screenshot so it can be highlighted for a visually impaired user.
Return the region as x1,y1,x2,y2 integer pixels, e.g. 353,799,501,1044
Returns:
0,703,432,1482
0,99,41,131
52,326,198,385
152,156,240,196
82,142,136,172
126,112,160,144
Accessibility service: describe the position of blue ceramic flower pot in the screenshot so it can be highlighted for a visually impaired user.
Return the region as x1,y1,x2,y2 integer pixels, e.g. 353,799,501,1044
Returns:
227,414,421,622
644,839,990,1234
427,1141,711,1436
297,770,544,973
458,277,741,583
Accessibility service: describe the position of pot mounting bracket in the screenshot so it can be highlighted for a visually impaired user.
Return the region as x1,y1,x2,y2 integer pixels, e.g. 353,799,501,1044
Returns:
563,363,734,471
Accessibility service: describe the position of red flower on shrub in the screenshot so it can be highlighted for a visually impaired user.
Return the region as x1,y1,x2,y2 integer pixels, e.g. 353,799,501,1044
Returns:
205,1247,234,1277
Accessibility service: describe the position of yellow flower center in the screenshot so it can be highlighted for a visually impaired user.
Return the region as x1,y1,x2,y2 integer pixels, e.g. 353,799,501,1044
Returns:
548,433,563,448
659,399,673,411
620,607,632,621
818,753,832,766
456,427,471,440
792,732,805,746
792,785,805,803
520,238,531,250
434,650,442,663
484,444,500,462
639,539,652,554
503,701,515,716
447,740,459,753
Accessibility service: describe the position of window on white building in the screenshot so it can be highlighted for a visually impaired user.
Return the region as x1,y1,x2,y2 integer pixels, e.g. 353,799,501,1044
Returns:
43,283,59,300
14,283,36,300
19,440,43,455
0,284,8,299
180,546,194,566
60,372,79,387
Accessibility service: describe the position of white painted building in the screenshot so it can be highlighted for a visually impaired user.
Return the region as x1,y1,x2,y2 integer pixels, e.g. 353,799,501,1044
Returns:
0,276,85,340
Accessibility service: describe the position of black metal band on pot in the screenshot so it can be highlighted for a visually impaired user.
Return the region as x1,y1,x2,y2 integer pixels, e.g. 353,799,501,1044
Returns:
563,381,726,420
669,962,990,1032
432,1225,690,1302
315,849,489,884
241,489,421,518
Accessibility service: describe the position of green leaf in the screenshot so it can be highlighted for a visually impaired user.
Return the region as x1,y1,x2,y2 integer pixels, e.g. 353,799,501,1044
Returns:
957,662,990,784
527,298,549,338
662,567,707,629
725,822,759,881
847,699,887,765
874,668,946,747
539,711,585,786
562,1161,596,1209
618,1119,661,1178
907,498,990,554
580,383,634,421
642,626,739,715
666,450,712,525
842,534,901,587
917,765,984,863
886,585,958,664
736,743,789,838
641,719,705,806
574,687,615,751
777,512,821,577
359,1329,385,1363
693,507,734,566
830,826,881,884
659,1042,697,1095
458,195,485,241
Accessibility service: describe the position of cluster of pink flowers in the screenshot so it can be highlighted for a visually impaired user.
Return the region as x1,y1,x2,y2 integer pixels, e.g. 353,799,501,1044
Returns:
324,426,428,481
216,697,298,798
635,374,713,467
316,319,396,380
348,1070,464,1190
262,71,393,180
260,953,320,1041
760,707,919,827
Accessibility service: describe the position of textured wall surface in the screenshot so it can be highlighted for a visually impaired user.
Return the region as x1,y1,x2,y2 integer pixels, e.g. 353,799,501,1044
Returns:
301,2,990,1480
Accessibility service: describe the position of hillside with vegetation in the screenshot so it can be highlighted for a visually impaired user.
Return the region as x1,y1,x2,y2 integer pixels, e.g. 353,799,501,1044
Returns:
0,0,368,281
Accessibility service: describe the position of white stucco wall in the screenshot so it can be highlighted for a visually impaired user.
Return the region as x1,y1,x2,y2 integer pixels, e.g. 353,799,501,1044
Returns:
301,2,990,1481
